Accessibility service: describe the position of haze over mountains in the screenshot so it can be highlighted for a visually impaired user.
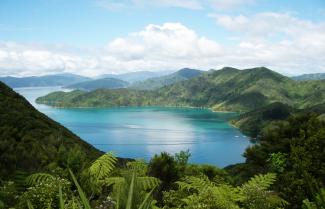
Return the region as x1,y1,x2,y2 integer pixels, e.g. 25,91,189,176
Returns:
0,73,91,88
291,73,325,81
1,68,324,90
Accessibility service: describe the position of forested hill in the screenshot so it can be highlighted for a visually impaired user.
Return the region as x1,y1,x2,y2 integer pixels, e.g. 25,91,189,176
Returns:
37,67,325,112
0,81,102,178
130,68,203,90
65,77,129,91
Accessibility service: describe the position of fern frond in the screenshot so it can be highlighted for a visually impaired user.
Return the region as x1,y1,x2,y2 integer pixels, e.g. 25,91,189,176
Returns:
104,177,126,187
241,173,276,191
177,175,214,192
25,173,55,186
137,177,160,191
88,152,117,180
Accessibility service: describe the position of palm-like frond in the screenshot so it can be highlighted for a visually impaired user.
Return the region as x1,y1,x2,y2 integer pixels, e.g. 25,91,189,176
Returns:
25,173,55,186
241,173,277,191
137,177,160,191
88,152,117,180
176,175,214,192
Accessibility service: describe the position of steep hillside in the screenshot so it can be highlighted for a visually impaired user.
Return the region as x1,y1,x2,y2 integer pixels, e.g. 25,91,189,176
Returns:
130,68,203,90
0,82,102,178
65,77,129,91
292,73,325,80
36,67,325,112
231,102,295,137
0,73,91,88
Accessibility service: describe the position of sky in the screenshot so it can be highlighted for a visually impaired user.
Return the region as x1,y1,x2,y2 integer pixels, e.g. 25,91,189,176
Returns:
0,0,325,77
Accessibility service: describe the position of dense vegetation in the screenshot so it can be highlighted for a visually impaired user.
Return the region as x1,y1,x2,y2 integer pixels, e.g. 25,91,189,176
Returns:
2,67,325,209
36,67,325,112
0,81,101,178
1,80,325,208
130,68,203,90
0,73,90,88
2,113,325,209
227,113,325,209
65,78,129,91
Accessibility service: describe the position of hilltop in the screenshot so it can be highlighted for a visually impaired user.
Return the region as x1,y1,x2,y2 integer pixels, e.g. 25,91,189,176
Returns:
65,77,129,91
130,68,203,90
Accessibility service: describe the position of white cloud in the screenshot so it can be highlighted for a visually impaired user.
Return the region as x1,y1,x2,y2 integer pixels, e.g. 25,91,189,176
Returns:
1,18,325,77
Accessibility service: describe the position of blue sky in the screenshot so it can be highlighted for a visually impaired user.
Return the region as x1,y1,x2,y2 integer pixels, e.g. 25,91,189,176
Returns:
0,0,325,76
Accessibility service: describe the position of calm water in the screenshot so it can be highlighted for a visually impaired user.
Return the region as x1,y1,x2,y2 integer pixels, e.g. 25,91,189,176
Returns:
15,86,251,167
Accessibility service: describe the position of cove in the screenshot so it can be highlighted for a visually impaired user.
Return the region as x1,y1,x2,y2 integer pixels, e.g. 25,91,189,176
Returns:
15,86,251,167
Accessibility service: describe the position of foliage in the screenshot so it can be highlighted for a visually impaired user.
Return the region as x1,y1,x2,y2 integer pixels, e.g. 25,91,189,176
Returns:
148,152,180,192
18,174,71,209
231,113,325,208
164,173,286,209
0,81,101,178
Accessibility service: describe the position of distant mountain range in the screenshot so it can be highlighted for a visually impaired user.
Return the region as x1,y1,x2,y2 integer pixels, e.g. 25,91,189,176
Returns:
98,70,173,83
65,77,129,91
130,68,203,90
291,73,325,81
36,67,325,113
0,73,91,88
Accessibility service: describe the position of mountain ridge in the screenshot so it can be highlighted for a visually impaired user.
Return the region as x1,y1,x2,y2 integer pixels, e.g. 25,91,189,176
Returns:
36,67,325,112
65,77,129,91
0,73,91,88
130,68,203,90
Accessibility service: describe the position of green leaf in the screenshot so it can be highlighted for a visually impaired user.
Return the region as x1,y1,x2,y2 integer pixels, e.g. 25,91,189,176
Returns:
59,184,65,209
69,169,91,209
126,172,135,209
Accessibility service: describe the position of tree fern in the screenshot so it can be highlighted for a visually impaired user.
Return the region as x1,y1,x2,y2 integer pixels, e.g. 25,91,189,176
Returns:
137,177,160,191
241,173,277,191
176,175,214,192
25,173,55,186
88,152,117,180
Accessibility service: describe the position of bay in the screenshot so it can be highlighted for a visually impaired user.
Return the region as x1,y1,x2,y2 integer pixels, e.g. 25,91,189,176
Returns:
15,86,251,167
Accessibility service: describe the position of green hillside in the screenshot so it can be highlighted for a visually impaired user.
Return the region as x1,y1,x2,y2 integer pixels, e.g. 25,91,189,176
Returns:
0,81,102,178
36,67,325,112
65,77,129,91
231,102,295,137
130,68,203,90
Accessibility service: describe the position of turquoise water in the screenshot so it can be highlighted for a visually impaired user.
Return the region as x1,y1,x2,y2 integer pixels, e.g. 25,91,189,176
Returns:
15,87,251,167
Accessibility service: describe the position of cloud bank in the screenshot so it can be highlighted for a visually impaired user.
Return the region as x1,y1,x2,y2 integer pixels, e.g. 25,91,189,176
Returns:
0,13,325,77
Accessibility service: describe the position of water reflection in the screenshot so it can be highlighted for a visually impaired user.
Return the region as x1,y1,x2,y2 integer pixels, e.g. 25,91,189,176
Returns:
15,87,251,167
